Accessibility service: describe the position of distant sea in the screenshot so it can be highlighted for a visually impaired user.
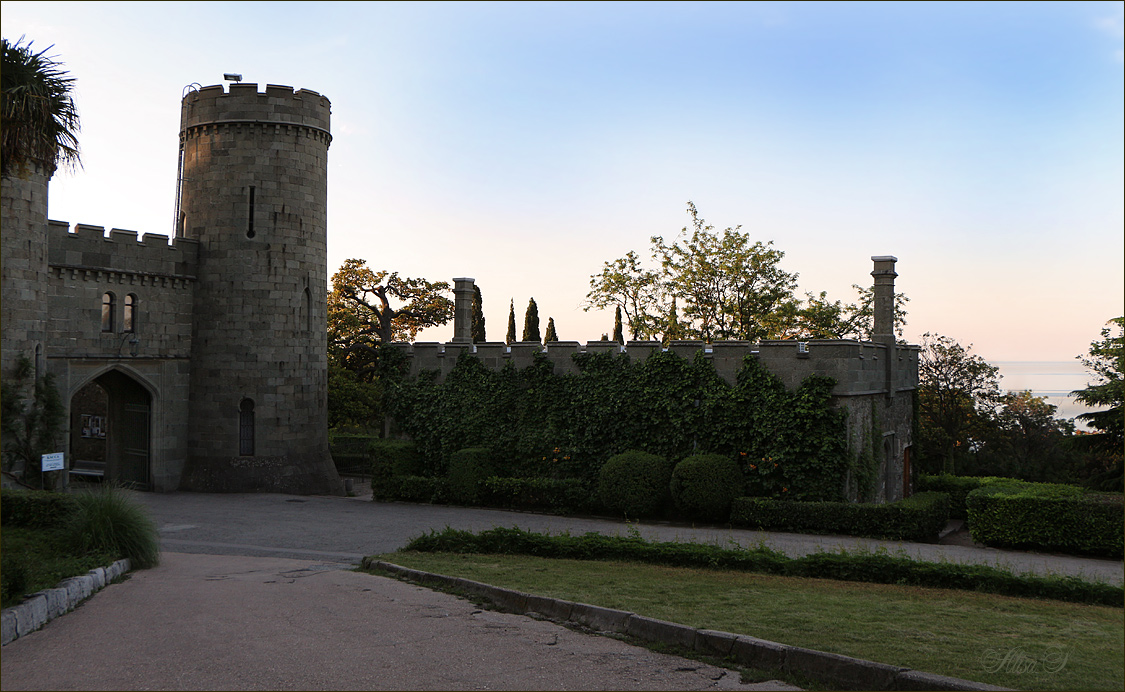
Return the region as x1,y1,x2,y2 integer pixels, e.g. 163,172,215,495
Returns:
994,361,1097,428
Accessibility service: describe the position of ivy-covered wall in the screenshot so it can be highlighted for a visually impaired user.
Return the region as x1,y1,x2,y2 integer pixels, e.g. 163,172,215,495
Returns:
384,349,858,501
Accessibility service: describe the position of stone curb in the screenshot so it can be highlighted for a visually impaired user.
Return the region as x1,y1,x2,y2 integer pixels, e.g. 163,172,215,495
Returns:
365,559,1011,691
1,558,131,646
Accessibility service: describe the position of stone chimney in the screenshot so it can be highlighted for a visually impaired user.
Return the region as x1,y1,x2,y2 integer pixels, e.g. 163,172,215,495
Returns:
871,256,898,400
451,278,476,343
870,256,898,338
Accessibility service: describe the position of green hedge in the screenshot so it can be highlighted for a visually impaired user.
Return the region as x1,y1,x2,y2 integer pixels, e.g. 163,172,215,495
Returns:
0,488,80,528
447,447,495,505
399,526,1122,607
596,450,673,518
966,482,1123,558
388,476,449,504
916,474,1010,519
670,453,743,522
369,440,421,500
730,492,951,542
479,477,588,514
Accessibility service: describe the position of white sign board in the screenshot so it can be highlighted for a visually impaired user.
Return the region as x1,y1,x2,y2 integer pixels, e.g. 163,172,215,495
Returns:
41,452,65,472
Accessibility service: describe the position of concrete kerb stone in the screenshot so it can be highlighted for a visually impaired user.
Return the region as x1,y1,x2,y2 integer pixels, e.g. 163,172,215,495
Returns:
1,558,131,646
375,560,1014,691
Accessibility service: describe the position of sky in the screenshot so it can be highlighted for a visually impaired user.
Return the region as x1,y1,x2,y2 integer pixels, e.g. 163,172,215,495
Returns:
4,1,1123,372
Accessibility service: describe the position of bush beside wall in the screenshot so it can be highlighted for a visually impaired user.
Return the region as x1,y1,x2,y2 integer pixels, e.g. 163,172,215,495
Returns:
446,447,495,505
596,450,673,518
479,477,588,513
670,453,743,521
369,439,421,500
730,492,951,542
0,488,79,529
966,482,1123,558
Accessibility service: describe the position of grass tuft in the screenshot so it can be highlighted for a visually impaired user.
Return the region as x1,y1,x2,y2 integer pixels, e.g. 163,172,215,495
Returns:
66,485,161,569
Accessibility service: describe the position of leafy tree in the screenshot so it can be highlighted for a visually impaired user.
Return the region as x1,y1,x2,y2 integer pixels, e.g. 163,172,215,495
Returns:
612,307,624,345
965,391,1086,484
544,317,558,343
583,250,663,340
506,300,517,345
1071,317,1123,490
651,202,799,342
1,37,80,179
471,284,486,343
788,286,909,340
522,298,540,343
1,356,64,488
916,333,1002,474
327,258,453,374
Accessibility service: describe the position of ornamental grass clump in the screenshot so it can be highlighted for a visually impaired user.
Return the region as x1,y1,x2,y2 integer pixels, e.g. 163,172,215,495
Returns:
67,485,160,569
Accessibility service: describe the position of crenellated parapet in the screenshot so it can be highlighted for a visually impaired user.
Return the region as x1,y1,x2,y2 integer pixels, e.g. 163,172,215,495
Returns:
179,83,331,147
389,338,919,398
47,220,198,284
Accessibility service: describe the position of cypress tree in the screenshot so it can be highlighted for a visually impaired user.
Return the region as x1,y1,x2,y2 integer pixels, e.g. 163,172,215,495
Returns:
471,285,486,343
506,299,517,345
522,298,541,343
613,306,624,345
544,317,558,343
664,296,682,346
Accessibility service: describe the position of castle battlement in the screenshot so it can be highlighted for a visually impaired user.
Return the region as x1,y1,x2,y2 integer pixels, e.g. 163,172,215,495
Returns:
180,82,331,142
389,337,919,398
47,220,198,280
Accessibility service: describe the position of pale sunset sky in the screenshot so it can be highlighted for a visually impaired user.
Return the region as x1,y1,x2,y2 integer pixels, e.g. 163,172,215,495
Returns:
4,1,1123,368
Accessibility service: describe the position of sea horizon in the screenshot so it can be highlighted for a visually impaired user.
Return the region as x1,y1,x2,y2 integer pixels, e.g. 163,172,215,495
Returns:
994,361,1096,427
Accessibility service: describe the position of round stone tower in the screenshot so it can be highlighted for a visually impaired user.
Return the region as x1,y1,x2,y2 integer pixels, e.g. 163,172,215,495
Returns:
176,82,342,494
1,161,52,381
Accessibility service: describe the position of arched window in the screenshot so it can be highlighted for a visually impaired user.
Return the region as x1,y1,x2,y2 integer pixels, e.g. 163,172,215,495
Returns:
101,293,116,332
239,398,255,456
124,294,137,332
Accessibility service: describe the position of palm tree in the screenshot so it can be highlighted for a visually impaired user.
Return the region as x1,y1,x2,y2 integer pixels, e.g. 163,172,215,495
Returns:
1,37,80,179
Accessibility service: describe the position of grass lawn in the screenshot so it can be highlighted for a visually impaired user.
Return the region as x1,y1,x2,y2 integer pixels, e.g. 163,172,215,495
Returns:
374,551,1124,691
1,527,115,608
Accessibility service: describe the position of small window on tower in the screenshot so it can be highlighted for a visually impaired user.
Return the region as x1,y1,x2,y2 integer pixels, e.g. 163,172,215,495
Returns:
101,293,116,332
239,398,255,456
124,294,137,332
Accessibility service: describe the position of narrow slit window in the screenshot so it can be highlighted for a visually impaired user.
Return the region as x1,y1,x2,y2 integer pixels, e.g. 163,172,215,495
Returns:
124,294,136,332
247,186,256,238
101,292,115,332
239,398,255,456
304,287,312,332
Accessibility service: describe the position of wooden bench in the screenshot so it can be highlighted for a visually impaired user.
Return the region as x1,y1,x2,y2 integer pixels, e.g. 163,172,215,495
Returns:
69,460,106,478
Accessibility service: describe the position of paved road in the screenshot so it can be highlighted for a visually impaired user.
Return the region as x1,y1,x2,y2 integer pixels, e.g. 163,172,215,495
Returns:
3,487,1119,691
137,488,1123,585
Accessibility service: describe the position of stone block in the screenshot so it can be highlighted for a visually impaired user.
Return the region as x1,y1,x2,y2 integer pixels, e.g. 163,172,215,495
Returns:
894,670,1013,691
568,602,630,633
525,595,573,622
2,609,17,645
695,628,739,656
15,595,48,637
730,635,788,671
623,614,698,649
784,645,905,690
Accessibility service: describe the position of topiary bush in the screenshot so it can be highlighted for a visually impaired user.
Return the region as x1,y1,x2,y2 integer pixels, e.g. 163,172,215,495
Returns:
446,447,495,505
670,453,743,522
392,476,449,504
369,439,422,500
596,450,673,518
966,482,1123,558
730,492,951,542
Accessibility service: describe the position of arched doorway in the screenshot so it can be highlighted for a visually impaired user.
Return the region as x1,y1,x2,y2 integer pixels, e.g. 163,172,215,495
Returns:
69,369,151,489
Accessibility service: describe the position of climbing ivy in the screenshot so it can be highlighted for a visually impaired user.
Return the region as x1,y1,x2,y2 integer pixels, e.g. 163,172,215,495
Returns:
385,348,849,500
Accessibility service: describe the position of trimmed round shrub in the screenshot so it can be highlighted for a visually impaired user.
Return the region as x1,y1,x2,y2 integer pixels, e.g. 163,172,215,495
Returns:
596,450,673,518
446,447,495,505
670,453,743,522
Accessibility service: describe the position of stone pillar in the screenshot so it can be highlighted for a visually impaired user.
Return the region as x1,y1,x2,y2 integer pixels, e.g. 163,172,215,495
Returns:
451,277,475,344
871,256,898,403
870,256,898,339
